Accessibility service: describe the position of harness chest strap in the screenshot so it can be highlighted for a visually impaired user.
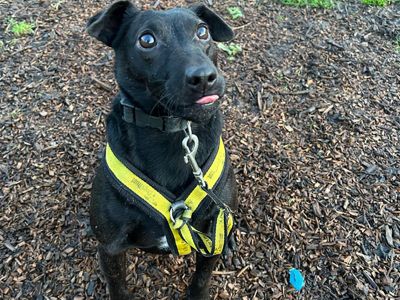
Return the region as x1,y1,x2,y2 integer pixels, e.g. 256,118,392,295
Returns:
104,137,234,256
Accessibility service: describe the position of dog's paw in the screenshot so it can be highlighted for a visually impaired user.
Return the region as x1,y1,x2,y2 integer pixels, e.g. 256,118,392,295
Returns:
222,234,237,267
185,290,210,300
109,290,137,300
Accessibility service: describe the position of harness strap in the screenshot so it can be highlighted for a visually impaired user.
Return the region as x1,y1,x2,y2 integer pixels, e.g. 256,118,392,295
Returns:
176,208,234,256
104,138,234,256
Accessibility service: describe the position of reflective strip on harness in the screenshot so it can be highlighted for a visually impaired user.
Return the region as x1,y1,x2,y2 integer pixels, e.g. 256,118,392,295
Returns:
104,138,234,256
105,143,191,254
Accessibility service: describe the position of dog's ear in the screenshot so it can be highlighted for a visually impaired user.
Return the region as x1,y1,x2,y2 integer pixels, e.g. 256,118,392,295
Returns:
86,1,138,47
190,4,234,42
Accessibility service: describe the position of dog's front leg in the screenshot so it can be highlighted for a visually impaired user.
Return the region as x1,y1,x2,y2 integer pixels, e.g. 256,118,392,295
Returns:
98,245,133,300
186,254,220,300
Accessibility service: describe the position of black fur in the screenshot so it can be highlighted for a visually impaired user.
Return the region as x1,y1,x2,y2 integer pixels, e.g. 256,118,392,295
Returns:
87,2,237,299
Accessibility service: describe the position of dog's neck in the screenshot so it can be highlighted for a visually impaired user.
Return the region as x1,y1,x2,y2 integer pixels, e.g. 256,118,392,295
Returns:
106,94,223,195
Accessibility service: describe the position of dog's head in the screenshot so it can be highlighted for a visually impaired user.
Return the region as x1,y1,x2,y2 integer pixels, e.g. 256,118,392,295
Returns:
87,1,233,124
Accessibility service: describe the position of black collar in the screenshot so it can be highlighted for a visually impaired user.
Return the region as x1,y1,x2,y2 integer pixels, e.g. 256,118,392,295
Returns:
120,95,188,133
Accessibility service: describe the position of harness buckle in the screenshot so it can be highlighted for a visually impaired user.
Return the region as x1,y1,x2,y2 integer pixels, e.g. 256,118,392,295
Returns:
170,201,192,229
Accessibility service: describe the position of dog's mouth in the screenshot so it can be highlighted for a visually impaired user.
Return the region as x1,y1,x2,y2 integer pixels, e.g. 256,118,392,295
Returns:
195,95,219,106
161,94,221,110
157,93,221,123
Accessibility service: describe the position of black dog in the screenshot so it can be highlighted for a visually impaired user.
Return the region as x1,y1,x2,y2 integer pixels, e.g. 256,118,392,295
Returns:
87,1,238,299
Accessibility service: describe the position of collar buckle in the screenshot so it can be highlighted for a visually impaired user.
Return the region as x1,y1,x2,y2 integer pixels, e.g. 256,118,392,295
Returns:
120,96,135,123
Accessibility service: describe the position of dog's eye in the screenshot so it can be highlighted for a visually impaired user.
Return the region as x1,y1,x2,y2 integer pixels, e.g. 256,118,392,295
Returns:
196,25,209,40
139,33,156,48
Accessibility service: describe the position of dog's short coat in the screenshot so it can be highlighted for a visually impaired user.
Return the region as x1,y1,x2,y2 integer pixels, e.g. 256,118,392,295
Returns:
87,1,238,299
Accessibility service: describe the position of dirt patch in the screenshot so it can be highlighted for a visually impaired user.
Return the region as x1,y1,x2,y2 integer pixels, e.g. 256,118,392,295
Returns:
0,0,399,299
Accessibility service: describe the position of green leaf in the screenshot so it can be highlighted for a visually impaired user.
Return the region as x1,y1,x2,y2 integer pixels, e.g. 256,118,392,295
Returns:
7,18,34,37
217,43,233,55
217,43,242,62
227,7,244,20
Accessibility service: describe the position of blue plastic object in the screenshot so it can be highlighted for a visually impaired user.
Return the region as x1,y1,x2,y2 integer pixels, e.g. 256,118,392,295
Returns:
289,268,305,291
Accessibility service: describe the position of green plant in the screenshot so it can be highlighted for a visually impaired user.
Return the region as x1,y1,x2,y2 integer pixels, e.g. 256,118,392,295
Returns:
217,43,242,61
276,14,286,22
395,37,400,53
279,0,334,8
10,109,22,119
361,0,389,5
51,0,65,11
275,71,284,81
8,18,35,37
227,7,244,20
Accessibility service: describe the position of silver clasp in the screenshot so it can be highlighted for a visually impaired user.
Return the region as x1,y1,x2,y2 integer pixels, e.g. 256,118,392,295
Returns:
182,122,206,187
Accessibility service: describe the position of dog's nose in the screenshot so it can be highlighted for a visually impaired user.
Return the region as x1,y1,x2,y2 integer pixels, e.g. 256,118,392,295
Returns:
185,66,217,91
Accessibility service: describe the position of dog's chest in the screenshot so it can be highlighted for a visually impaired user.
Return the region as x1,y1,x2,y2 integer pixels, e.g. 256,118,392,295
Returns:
156,236,169,251
128,219,172,252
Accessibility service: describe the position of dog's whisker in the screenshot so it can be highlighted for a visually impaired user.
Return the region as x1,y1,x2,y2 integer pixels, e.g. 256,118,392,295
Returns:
164,92,181,117
149,90,175,115
149,92,167,114
149,89,181,117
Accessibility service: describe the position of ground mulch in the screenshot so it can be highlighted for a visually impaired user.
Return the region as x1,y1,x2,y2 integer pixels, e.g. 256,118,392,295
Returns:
0,0,399,299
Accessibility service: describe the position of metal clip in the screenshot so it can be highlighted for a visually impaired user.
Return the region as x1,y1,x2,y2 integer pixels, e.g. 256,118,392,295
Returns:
169,201,189,224
182,123,206,187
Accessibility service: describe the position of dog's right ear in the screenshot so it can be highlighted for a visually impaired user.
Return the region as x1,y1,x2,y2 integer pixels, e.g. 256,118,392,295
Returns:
86,1,138,47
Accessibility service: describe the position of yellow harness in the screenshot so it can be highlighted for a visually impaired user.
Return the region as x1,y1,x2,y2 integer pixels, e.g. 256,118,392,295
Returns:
104,137,234,256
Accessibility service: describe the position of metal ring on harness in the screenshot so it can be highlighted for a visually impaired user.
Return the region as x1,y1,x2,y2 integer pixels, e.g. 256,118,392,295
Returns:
170,201,193,229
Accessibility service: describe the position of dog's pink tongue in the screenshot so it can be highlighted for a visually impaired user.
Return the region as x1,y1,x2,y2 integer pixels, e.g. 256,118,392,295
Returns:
196,95,219,105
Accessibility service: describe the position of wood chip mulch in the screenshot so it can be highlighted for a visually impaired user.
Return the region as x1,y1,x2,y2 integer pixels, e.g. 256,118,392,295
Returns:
0,0,399,299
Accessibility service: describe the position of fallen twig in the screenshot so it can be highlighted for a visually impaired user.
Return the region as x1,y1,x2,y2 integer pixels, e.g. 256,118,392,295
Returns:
91,76,113,92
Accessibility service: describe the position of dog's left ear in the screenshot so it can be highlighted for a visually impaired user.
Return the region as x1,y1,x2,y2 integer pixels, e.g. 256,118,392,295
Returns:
190,4,234,42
